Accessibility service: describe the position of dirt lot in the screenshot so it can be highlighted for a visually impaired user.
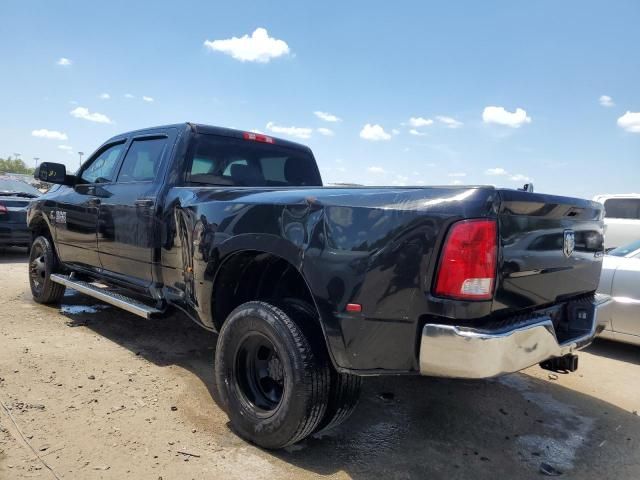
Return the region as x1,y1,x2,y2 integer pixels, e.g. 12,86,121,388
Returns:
0,249,639,479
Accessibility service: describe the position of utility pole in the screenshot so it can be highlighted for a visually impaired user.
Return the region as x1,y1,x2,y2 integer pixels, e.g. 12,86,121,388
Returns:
33,157,40,168
78,151,84,168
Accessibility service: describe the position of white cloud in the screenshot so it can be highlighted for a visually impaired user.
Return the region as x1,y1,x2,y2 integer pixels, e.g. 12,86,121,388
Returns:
142,96,154,103
436,115,463,129
360,124,391,141
617,111,640,133
367,166,386,174
99,93,110,100
70,107,112,124
485,167,530,182
409,129,426,136
31,129,68,141
599,95,614,107
314,111,341,122
57,57,72,66
317,127,334,136
482,106,531,128
408,116,434,128
448,172,466,177
392,129,400,135
266,121,312,139
450,179,463,185
204,28,290,63
485,167,508,176
124,93,135,99
58,145,73,151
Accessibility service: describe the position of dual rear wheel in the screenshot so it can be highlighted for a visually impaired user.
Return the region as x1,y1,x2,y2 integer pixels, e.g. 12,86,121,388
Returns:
214,301,361,449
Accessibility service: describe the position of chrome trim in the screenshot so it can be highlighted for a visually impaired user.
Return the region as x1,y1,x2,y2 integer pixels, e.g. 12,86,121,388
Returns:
50,274,161,319
419,296,612,379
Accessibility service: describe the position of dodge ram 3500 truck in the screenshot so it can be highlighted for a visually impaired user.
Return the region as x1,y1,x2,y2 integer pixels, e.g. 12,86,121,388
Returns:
27,123,611,449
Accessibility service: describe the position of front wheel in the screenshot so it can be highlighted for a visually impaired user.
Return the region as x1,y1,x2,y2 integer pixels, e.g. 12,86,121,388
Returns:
214,301,330,449
29,236,65,304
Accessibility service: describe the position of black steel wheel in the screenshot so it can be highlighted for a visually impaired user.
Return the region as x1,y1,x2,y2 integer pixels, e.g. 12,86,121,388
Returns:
235,332,286,414
29,236,65,304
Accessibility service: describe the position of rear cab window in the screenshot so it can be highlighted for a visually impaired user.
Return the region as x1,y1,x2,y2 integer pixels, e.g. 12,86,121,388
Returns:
603,198,640,220
185,134,322,187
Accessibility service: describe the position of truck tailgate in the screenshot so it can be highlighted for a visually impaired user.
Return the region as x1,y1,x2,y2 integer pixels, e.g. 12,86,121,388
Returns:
495,190,604,313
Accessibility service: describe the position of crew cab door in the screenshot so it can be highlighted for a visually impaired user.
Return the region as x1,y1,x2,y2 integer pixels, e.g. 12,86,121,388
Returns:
54,141,127,270
97,130,175,286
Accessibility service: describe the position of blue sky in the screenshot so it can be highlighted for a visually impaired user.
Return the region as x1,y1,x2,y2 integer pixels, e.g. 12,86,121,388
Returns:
1,0,638,198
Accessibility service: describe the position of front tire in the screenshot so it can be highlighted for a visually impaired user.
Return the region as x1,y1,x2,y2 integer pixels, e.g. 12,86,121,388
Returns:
29,236,65,304
215,301,330,449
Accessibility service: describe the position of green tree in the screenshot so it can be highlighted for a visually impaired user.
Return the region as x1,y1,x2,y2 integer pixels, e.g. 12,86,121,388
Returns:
0,156,35,175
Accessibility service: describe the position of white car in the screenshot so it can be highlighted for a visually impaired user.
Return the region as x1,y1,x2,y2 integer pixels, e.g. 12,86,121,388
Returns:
593,194,640,249
597,240,640,346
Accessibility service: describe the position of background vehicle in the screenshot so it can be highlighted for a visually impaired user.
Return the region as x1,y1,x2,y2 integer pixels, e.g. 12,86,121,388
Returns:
0,176,40,248
593,194,640,249
597,240,640,346
26,123,610,449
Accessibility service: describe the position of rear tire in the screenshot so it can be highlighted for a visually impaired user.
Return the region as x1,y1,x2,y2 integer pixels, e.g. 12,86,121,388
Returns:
314,370,362,434
280,298,362,434
214,301,330,449
29,235,65,304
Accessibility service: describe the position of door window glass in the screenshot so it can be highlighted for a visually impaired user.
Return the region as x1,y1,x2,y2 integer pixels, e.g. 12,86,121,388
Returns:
604,199,640,219
80,143,125,184
117,137,168,182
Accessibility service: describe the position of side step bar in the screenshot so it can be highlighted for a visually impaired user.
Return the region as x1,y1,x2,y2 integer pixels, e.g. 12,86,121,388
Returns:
50,274,163,319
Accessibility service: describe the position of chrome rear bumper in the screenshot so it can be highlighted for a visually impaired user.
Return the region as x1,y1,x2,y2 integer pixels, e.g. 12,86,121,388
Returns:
419,294,612,379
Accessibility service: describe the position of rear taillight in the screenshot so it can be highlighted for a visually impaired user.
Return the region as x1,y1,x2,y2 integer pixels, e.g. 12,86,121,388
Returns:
434,219,497,300
0,204,7,215
243,132,275,144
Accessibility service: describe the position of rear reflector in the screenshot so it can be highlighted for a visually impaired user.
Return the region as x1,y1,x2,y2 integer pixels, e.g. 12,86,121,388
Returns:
345,303,362,313
243,132,275,144
434,219,497,300
0,204,7,215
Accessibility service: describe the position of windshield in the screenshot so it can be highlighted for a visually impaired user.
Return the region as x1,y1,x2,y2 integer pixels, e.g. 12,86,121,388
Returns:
608,239,640,257
0,178,41,196
186,134,322,187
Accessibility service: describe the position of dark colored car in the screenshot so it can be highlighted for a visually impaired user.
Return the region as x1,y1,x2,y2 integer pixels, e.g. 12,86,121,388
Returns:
0,177,40,248
26,123,612,448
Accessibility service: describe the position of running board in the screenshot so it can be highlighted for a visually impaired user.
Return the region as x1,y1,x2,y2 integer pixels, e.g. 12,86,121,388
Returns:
50,274,162,319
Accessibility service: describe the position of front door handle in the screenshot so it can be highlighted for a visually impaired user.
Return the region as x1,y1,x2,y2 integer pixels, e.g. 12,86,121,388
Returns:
87,198,101,207
135,199,155,208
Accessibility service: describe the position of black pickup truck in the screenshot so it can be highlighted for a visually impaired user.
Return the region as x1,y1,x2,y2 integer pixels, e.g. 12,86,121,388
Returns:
27,122,611,448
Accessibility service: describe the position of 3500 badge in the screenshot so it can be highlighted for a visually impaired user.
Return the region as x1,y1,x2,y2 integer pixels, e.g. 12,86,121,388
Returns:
49,210,67,225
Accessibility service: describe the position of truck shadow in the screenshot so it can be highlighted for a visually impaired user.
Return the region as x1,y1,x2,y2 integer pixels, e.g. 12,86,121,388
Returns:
55,291,640,480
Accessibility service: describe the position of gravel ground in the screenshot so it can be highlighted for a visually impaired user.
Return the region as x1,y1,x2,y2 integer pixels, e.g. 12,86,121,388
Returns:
0,248,639,479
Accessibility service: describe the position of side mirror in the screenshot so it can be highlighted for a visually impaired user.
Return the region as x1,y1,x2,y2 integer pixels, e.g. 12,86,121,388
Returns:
34,162,71,185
